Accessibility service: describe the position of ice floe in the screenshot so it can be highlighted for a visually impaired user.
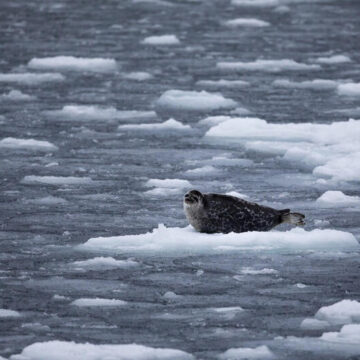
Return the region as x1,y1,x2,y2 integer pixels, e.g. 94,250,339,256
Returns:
205,117,360,182
196,79,249,88
315,55,351,64
337,83,360,97
145,178,191,197
71,257,139,270
70,298,127,307
46,105,157,121
231,0,280,7
21,176,93,185
273,79,339,90
185,165,219,176
141,34,180,45
10,341,194,360
0,309,21,318
240,267,278,275
0,89,36,101
315,300,360,325
28,56,118,73
122,71,153,81
118,119,191,131
218,345,275,360
156,90,237,111
224,18,270,27
0,138,57,151
316,191,360,207
0,72,65,85
217,59,320,72
81,225,358,255
320,324,360,344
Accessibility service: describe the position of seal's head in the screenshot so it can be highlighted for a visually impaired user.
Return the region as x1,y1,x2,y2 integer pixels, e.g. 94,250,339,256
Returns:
184,190,204,208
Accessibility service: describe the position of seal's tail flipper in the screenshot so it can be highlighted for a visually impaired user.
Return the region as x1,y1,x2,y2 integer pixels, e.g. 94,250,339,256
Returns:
280,211,305,226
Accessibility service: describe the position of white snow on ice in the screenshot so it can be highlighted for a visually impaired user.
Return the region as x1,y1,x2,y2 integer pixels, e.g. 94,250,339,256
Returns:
205,117,360,182
156,90,237,111
71,257,139,270
0,90,36,101
122,72,153,81
218,345,275,360
0,138,57,151
118,119,191,131
70,298,127,307
21,176,93,185
196,79,249,88
25,196,68,206
315,55,351,64
337,83,360,97
141,35,180,45
217,59,320,72
28,56,118,73
9,341,194,360
224,18,270,27
185,165,219,176
231,0,280,7
0,309,21,318
315,300,360,325
240,267,279,275
80,224,358,255
273,79,339,90
144,178,192,197
316,191,360,207
0,72,65,85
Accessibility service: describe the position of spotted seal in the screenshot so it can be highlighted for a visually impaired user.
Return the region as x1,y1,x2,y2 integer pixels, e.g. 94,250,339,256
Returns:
183,190,305,233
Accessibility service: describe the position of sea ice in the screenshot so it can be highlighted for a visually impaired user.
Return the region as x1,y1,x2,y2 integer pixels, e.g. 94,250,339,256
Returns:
141,35,180,45
0,72,65,85
224,18,270,27
0,309,21,318
0,89,36,101
0,138,58,151
300,318,330,330
316,191,360,207
70,298,127,307
21,176,93,185
240,267,278,275
81,224,358,255
196,79,249,88
337,83,360,97
46,105,157,121
231,0,280,7
218,345,275,360
156,90,237,111
199,116,235,127
28,56,118,73
25,196,68,205
315,299,360,325
10,341,194,360
315,55,351,64
122,72,153,81
145,178,191,197
118,119,191,131
273,79,339,90
217,59,320,72
185,165,219,176
71,257,139,270
320,324,360,344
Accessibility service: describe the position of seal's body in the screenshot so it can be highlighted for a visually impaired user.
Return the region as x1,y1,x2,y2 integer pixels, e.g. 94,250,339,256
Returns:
183,190,305,234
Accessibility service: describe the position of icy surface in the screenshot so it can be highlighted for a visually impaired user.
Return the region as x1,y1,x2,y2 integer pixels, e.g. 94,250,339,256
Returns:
231,0,280,7
218,345,275,360
21,176,93,185
315,300,360,325
28,56,117,73
315,55,351,64
156,90,237,111
273,79,339,90
118,119,191,131
196,79,249,88
0,309,20,318
81,224,358,254
70,298,127,307
10,341,194,360
337,83,360,97
0,90,36,101
316,191,360,207
0,72,65,84
224,18,270,27
71,257,139,270
0,138,57,151
141,35,180,45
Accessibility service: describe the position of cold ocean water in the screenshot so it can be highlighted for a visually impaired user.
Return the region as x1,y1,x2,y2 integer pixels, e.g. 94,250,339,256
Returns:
1,0,360,359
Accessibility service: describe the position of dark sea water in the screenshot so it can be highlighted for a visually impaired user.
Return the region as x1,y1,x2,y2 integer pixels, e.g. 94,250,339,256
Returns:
1,0,360,359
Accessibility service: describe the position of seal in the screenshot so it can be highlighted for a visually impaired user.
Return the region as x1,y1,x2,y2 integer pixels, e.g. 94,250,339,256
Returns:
183,189,305,233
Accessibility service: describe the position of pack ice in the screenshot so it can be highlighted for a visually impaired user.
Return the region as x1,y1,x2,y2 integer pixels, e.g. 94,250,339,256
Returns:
0,72,65,85
141,34,180,45
205,117,360,182
0,138,57,151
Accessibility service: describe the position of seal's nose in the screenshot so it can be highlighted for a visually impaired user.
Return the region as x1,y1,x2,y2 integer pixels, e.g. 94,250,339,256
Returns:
184,194,190,199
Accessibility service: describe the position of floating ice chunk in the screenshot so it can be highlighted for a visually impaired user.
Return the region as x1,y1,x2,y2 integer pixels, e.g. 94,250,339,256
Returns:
320,324,360,344
28,56,117,73
81,225,358,255
199,116,234,127
185,165,219,175
0,90,36,101
196,79,249,88
217,59,320,72
210,156,253,167
300,318,330,330
230,107,251,116
146,179,191,189
70,298,127,307
273,79,339,90
225,191,249,199
71,257,139,270
21,176,93,185
0,309,21,318
273,5,289,13
337,83,360,97
156,90,237,111
10,340,194,360
295,283,308,289
133,0,173,5
240,267,278,275
145,187,186,196
224,18,270,27
0,138,57,151
315,55,351,64
25,196,67,205
218,345,275,360
231,0,280,6
46,105,157,121
210,306,244,320
141,35,180,45
0,72,65,85
315,300,360,325
53,294,69,301
163,291,182,300
316,191,360,207
122,72,153,81
118,119,191,131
